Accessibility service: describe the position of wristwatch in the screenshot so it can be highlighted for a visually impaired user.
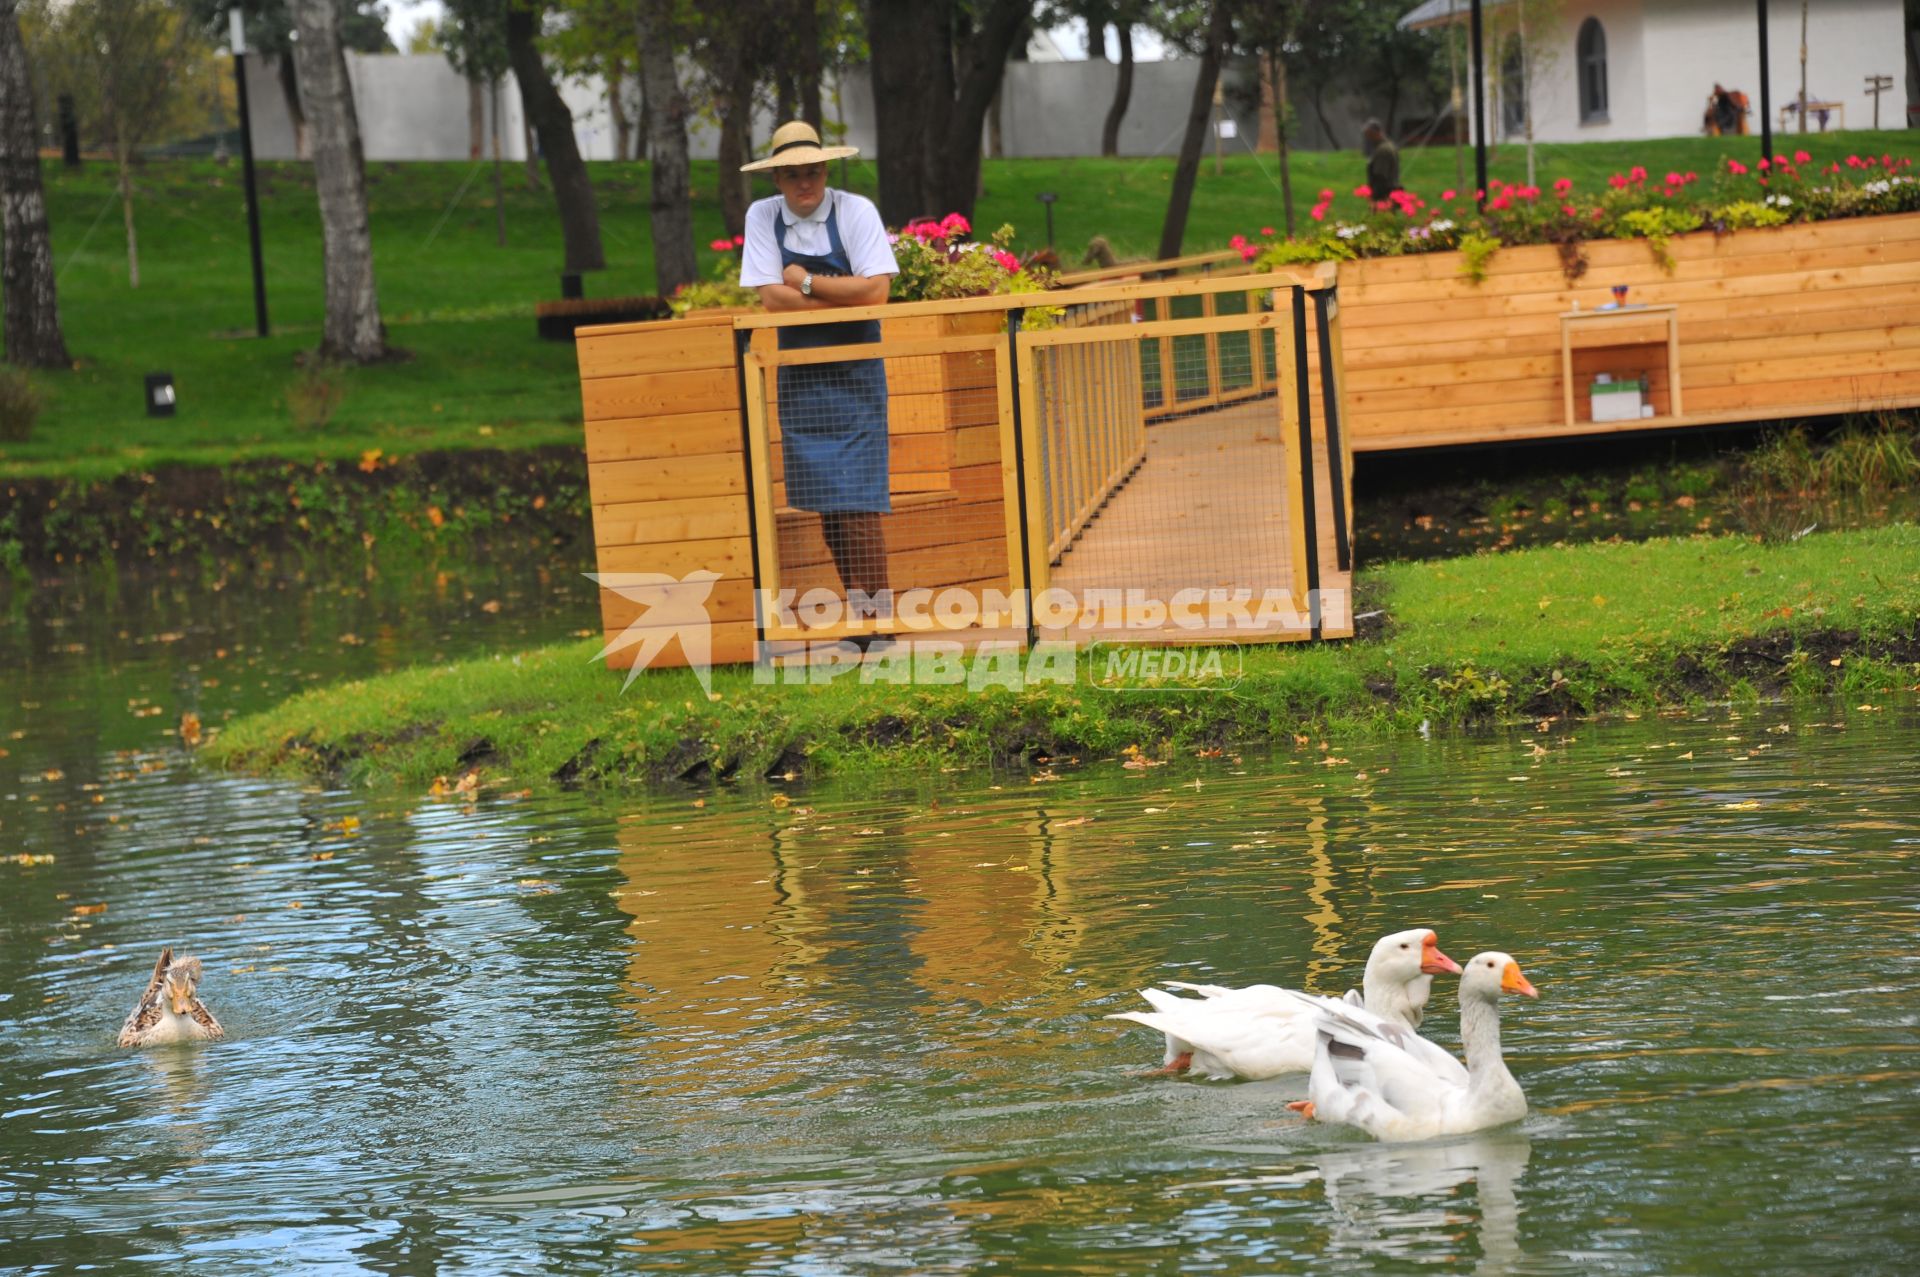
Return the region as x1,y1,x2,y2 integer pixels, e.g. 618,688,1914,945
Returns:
801,273,813,296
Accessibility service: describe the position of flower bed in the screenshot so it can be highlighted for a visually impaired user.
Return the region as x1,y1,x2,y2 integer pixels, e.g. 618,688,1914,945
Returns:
671,215,1061,319
1238,147,1920,284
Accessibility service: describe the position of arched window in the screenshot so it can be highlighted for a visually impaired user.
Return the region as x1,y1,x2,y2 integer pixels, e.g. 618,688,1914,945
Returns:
1500,36,1527,136
1578,18,1609,122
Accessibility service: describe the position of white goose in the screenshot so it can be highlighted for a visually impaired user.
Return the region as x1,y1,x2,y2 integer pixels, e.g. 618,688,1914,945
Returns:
1107,929,1465,1080
1292,950,1539,1142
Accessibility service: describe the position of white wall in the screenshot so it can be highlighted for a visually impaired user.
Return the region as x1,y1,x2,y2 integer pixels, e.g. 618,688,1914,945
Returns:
1642,0,1908,139
1521,0,1649,143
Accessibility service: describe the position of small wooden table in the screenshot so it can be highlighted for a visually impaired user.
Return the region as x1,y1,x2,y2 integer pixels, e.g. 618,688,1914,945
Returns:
1559,304,1682,427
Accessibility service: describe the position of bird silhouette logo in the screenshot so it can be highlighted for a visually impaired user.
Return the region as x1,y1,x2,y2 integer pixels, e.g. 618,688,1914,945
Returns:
586,570,724,694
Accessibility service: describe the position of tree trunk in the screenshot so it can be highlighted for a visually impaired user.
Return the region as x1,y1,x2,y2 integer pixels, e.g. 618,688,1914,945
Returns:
608,57,630,163
792,0,822,131
1101,21,1134,157
287,0,387,363
1310,81,1336,149
506,5,602,271
867,0,1028,225
1157,0,1231,260
490,76,506,246
635,0,695,295
277,53,308,159
116,145,139,287
1269,48,1293,236
523,119,539,189
715,60,754,239
0,3,68,368
468,74,484,160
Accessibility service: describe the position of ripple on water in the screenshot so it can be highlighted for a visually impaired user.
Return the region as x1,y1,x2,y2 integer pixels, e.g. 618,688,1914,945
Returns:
2,700,1918,1273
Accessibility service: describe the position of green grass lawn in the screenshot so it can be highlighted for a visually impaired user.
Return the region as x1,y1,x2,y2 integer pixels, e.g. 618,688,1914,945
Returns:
205,523,1920,790
8,128,1918,482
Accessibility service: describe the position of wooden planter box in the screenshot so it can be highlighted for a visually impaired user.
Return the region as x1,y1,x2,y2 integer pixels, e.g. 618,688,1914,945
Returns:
1328,211,1920,451
575,309,1011,670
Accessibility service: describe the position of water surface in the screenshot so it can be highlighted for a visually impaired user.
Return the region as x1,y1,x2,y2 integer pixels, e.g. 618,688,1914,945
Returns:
2,563,1917,1273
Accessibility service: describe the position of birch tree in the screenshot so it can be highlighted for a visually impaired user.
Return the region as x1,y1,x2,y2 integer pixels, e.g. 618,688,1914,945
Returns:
634,0,694,294
0,0,67,367
287,0,388,361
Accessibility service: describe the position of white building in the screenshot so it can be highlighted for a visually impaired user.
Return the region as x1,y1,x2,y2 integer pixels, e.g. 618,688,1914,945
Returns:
1401,0,1913,143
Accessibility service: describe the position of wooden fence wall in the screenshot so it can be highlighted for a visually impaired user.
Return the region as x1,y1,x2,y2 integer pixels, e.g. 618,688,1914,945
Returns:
1334,211,1920,450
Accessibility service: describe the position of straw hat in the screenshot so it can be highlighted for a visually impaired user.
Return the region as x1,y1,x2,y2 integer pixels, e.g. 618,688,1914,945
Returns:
739,121,858,173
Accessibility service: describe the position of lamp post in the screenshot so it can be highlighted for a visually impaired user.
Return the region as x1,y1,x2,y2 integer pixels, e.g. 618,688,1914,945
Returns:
1035,191,1057,248
1469,0,1488,207
231,8,269,337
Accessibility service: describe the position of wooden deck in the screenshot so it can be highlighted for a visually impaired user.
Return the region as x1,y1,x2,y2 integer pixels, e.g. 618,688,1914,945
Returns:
1045,393,1353,641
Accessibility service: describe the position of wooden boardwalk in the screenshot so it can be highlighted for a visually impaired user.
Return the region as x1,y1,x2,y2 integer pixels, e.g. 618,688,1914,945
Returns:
1045,394,1353,641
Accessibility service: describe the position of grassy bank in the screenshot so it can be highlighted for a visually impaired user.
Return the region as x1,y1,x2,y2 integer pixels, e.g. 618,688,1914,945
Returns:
204,524,1920,791
8,131,1916,483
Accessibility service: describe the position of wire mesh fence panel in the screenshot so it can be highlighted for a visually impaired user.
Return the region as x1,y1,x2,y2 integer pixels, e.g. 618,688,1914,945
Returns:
1020,295,1316,643
747,333,1022,643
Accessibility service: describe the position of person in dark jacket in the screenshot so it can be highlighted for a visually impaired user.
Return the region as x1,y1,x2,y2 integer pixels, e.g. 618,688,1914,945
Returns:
1362,119,1401,197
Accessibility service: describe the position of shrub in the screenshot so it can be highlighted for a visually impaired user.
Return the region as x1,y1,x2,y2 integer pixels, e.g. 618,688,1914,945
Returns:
0,366,39,443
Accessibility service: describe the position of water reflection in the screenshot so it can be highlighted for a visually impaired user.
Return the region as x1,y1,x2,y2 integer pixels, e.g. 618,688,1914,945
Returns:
1188,1132,1540,1274
3,581,1917,1277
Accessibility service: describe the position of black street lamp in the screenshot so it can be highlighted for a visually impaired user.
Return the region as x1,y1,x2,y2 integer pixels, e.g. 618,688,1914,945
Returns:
231,8,269,338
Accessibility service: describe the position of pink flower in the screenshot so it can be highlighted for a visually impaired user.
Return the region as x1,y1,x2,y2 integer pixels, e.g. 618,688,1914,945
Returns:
1442,189,1457,201
1261,226,1275,236
1608,174,1629,190
709,238,733,251
732,234,745,247
1845,155,1863,168
1629,165,1647,182
1490,193,1513,211
1685,171,1698,183
1318,188,1335,201
1229,233,1248,250
1758,157,1771,171
940,212,971,236
992,249,1020,273
1829,162,1841,174
1665,171,1683,186
1354,185,1373,199
1794,149,1811,164
1553,177,1574,196
1727,159,1748,176
1562,203,1577,216
1310,202,1329,222
1238,244,1259,262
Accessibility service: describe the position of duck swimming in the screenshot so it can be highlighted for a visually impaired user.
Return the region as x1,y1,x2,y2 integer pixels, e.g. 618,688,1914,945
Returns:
1107,928,1464,1080
117,947,225,1047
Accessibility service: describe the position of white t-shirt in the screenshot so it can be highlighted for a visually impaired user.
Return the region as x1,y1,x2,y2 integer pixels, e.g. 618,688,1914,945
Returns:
738,189,899,288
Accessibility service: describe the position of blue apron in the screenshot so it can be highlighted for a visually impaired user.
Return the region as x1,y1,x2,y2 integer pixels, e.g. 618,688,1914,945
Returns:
774,195,890,514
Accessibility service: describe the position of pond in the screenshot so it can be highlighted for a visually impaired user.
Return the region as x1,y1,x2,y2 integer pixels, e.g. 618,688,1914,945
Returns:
2,558,1917,1274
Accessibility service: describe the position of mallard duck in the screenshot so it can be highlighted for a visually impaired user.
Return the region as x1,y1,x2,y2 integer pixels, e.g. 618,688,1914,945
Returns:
117,947,224,1047
1107,928,1464,1080
1292,951,1539,1142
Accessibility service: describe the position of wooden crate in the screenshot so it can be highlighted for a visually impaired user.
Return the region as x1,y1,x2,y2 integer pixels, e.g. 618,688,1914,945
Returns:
1332,211,1920,450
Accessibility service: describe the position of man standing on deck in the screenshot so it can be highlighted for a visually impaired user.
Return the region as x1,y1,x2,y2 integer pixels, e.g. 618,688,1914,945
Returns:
1362,120,1401,197
739,122,900,642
